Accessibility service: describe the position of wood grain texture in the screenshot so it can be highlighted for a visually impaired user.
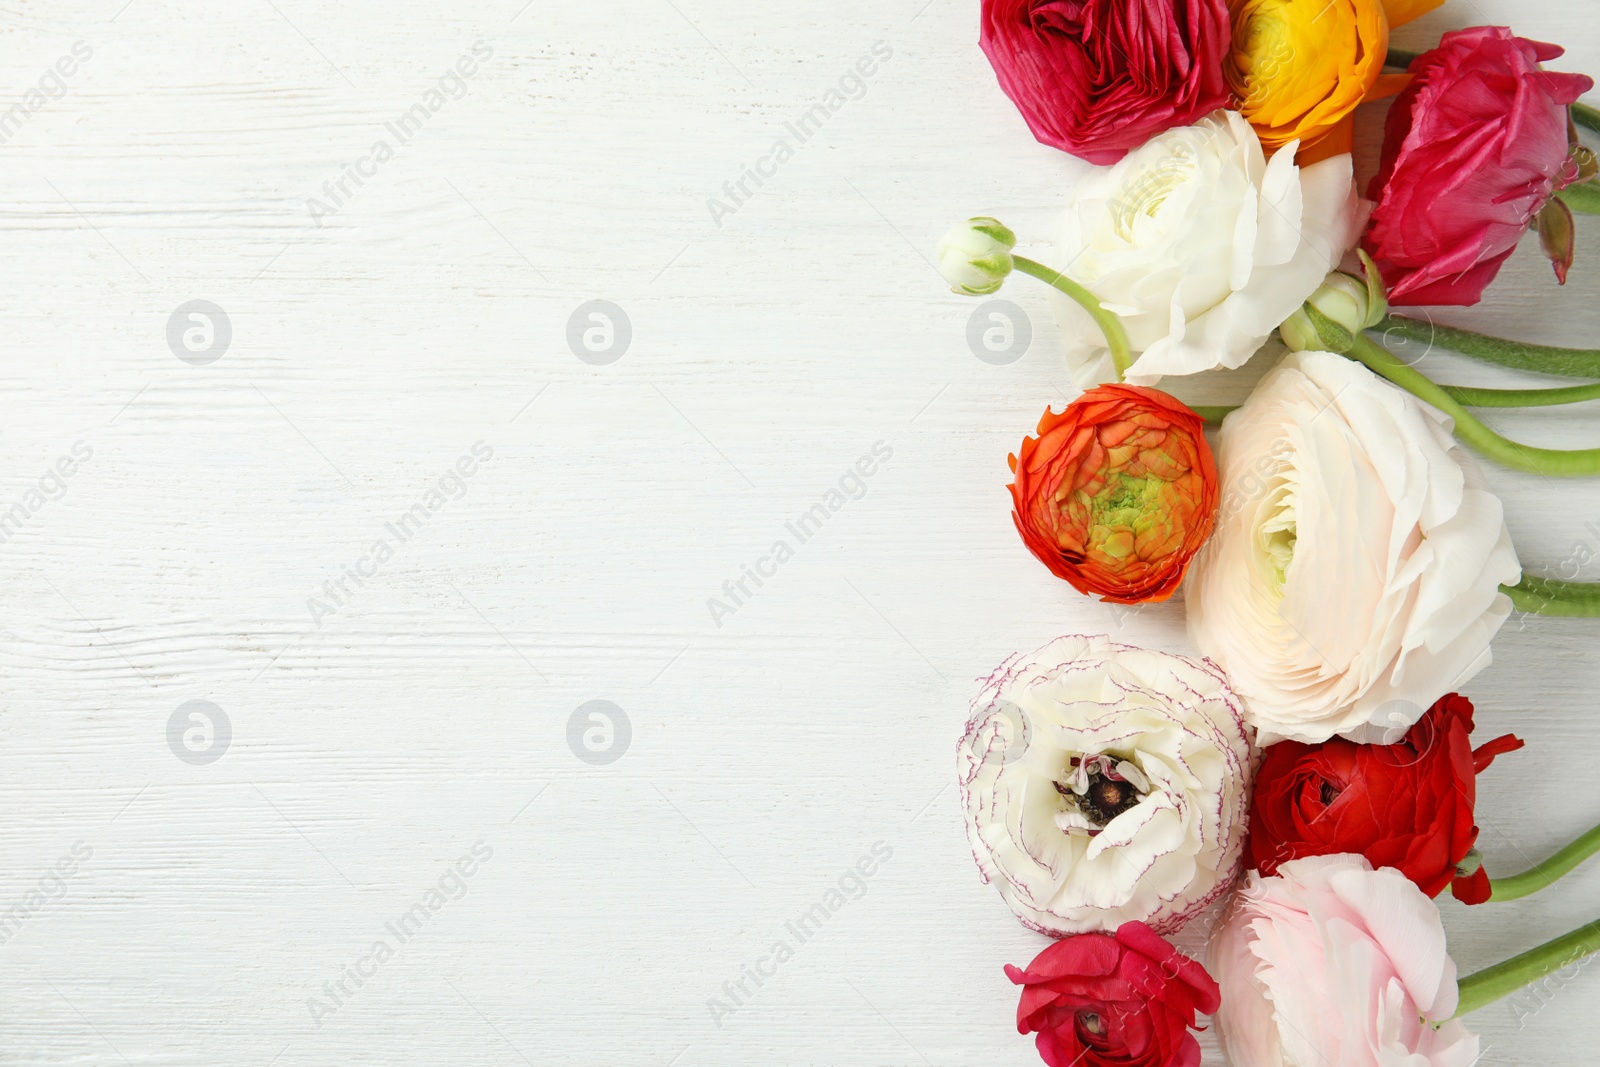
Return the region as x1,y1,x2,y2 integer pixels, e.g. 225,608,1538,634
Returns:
0,0,1597,1063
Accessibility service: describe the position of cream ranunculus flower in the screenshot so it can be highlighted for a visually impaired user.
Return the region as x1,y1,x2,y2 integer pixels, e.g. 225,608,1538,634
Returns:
957,634,1254,936
1210,855,1481,1067
1186,350,1521,745
1052,110,1363,388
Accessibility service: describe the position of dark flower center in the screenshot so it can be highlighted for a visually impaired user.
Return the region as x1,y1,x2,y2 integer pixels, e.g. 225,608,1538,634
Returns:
1320,780,1341,807
1087,778,1136,821
1056,761,1144,828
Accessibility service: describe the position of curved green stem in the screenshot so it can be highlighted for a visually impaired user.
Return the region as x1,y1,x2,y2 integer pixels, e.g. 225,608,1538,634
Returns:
1186,384,1600,423
1012,255,1132,380
1559,181,1600,215
1307,307,1600,475
1456,921,1600,1017
1384,46,1420,69
1490,821,1600,902
1374,315,1600,380
1574,101,1600,136
1501,576,1600,617
1443,381,1600,408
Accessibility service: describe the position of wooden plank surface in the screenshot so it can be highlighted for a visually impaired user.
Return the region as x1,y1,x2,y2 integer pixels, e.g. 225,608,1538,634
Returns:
0,0,1597,1063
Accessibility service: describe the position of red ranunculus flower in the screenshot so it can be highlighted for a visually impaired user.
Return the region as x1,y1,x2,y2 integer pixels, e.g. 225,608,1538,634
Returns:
1363,26,1594,306
1008,387,1218,604
1006,921,1220,1067
1245,692,1524,903
979,0,1231,165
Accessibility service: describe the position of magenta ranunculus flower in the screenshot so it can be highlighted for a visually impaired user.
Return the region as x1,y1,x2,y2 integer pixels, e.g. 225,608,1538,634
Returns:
978,0,1231,165
1007,922,1220,1067
1363,27,1594,306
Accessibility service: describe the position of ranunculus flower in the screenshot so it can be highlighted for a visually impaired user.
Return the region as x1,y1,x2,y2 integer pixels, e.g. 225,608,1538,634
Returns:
979,0,1231,165
958,635,1254,936
1006,921,1221,1067
1186,351,1521,745
1007,388,1219,603
1051,111,1361,388
1225,0,1444,163
1210,855,1481,1067
1245,692,1524,901
1363,27,1594,306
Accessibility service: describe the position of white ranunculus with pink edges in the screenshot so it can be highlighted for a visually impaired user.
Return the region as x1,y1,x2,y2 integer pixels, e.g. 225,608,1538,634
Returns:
957,634,1254,936
1210,854,1481,1067
1051,109,1363,389
1186,350,1521,745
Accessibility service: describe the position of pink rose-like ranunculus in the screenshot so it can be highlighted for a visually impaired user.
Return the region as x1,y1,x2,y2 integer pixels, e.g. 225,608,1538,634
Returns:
1363,27,1593,306
979,0,1231,165
1209,855,1481,1067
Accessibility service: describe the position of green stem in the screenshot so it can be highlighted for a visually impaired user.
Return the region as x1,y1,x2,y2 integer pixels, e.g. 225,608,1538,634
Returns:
1374,315,1600,380
1490,821,1600,902
1443,381,1600,408
1456,921,1600,1016
1189,405,1237,424
1559,181,1600,215
1575,101,1600,136
1501,575,1600,618
1385,46,1421,69
1307,307,1600,475
1186,383,1600,423
1012,255,1133,380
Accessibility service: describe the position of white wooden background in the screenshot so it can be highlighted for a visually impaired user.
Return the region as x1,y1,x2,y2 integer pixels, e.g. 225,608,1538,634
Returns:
0,1,1597,1064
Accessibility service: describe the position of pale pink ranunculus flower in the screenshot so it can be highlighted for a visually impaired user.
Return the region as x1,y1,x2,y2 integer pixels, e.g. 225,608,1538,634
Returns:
1209,854,1481,1067
1186,350,1521,745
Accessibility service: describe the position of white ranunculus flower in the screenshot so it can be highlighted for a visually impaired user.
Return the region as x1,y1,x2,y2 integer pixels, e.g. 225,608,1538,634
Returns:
1210,855,1481,1067
1187,350,1521,745
1051,110,1362,388
957,634,1254,936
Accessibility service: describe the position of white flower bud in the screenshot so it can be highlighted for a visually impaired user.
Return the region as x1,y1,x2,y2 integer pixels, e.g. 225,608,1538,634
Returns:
937,217,1015,295
1280,267,1388,351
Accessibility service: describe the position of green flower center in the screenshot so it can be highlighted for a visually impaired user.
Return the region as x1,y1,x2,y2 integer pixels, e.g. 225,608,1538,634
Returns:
1260,473,1299,591
1088,473,1167,560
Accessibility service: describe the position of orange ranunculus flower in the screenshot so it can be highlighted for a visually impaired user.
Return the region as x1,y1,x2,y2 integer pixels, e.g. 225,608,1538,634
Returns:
1007,386,1219,604
1225,0,1445,163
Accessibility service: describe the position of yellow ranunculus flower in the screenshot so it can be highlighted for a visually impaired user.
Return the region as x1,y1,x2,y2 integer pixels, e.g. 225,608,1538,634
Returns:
1226,0,1444,162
